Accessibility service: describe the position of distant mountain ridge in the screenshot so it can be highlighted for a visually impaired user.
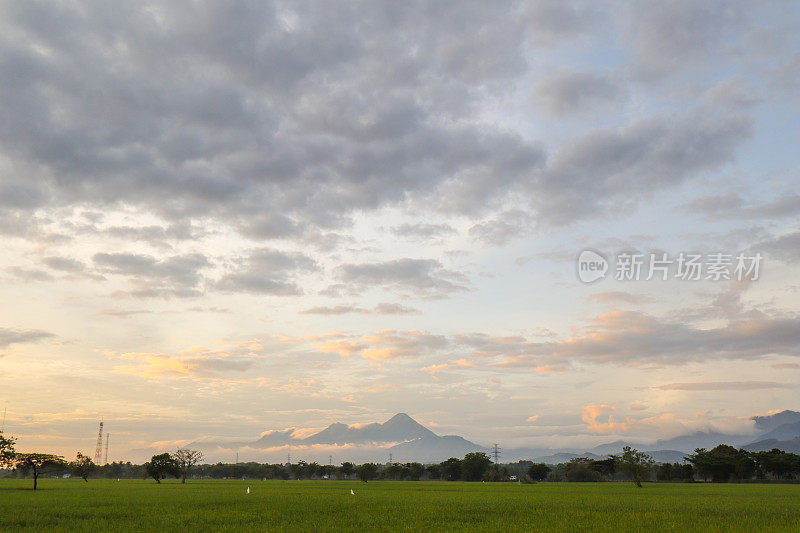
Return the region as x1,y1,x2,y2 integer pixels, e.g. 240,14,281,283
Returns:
183,410,800,464
252,413,442,448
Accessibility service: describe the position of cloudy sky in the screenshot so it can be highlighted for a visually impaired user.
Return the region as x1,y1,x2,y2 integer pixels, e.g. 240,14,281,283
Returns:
1,0,799,461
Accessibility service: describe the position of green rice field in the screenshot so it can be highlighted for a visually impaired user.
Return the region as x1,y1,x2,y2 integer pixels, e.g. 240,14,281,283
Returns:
2,479,800,532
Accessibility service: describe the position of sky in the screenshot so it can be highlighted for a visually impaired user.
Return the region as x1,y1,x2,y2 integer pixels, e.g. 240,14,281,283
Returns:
1,0,799,463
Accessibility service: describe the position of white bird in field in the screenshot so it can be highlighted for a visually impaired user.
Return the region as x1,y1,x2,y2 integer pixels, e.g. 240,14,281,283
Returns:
246,487,250,494
350,489,354,495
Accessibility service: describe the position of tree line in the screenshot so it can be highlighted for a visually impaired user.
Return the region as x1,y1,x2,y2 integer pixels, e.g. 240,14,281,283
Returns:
4,431,800,489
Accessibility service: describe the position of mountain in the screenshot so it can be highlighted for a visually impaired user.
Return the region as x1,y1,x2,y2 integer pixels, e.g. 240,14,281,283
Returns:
652,431,750,452
751,422,800,442
751,410,800,435
745,411,800,443
389,434,488,463
742,437,800,454
208,413,487,463
180,409,800,464
297,413,438,445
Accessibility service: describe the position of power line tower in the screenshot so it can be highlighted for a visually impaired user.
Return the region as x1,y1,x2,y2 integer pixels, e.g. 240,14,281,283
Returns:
1,407,6,433
491,443,500,464
93,420,104,465
104,433,110,464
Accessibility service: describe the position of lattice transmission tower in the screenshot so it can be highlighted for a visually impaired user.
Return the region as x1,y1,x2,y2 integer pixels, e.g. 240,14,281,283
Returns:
93,420,104,465
492,443,500,463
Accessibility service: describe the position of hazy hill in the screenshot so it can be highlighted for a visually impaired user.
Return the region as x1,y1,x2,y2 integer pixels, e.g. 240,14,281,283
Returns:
179,409,800,464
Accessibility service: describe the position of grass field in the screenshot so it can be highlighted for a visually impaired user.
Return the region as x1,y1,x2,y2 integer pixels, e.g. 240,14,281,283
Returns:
2,479,800,532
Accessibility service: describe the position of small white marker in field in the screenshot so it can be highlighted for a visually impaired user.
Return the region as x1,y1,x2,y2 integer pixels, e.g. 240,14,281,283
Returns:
246,487,250,494
350,489,354,495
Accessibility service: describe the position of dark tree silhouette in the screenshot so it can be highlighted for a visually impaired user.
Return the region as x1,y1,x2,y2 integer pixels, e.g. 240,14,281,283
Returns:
72,452,95,482
0,434,15,467
356,462,378,482
13,453,66,490
173,448,204,484
527,463,551,481
461,452,493,481
614,446,654,488
145,453,180,483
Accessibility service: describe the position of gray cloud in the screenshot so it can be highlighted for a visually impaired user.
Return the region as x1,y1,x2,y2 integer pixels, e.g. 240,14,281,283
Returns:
532,70,625,115
625,0,746,80
757,230,800,263
447,306,800,370
657,381,792,391
682,193,800,220
469,210,532,245
535,107,753,225
215,248,317,295
520,0,605,46
300,302,421,316
42,256,87,273
0,327,54,348
0,0,550,241
93,252,210,298
373,302,421,316
300,305,371,316
6,266,54,281
0,0,753,248
336,258,469,299
390,223,456,241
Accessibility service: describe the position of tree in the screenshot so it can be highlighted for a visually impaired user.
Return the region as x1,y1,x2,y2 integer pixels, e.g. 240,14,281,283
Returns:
0,434,15,467
339,462,355,479
753,449,800,479
383,462,407,480
461,452,493,481
440,457,462,481
656,462,694,481
527,463,551,481
72,452,95,482
306,462,321,479
614,446,654,488
425,464,442,480
687,445,755,482
564,458,603,482
356,462,378,482
173,448,204,484
145,453,180,483
405,462,425,481
13,453,66,490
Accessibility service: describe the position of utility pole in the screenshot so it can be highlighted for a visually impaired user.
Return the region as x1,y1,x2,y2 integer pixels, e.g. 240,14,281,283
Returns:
389,453,393,464
492,443,501,464
287,453,291,465
328,455,332,466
